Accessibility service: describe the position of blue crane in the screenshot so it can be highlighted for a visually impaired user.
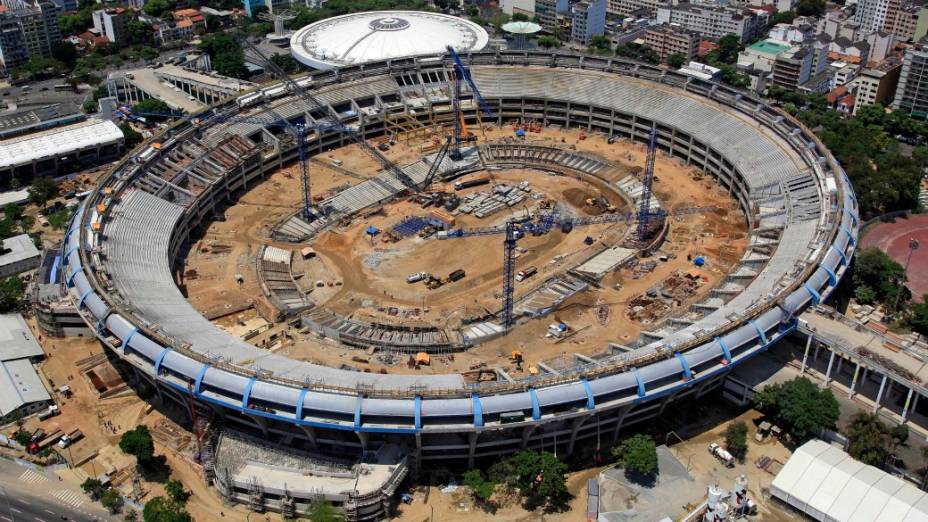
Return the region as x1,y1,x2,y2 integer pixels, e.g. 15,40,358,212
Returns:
446,46,494,161
442,205,713,331
239,37,421,193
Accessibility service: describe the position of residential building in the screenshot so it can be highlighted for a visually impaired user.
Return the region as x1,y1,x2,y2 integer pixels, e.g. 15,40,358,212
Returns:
0,0,60,70
173,8,206,33
893,43,928,116
772,45,828,92
49,0,76,11
535,0,564,30
885,3,924,41
831,61,861,87
242,0,301,18
852,58,902,113
855,0,893,33
606,0,673,17
500,0,536,16
767,22,816,44
199,6,239,29
655,4,767,42
92,7,128,44
0,234,39,278
643,23,700,63
821,10,869,41
572,0,607,43
738,38,791,74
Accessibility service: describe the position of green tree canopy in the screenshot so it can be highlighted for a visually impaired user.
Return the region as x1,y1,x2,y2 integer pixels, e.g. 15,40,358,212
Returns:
101,488,124,513
796,0,826,16
847,412,889,465
754,377,839,441
0,276,25,313
489,450,570,511
131,98,173,119
716,34,742,64
463,469,496,502
81,478,104,500
537,35,559,48
614,43,659,64
912,295,928,335
119,425,155,465
28,177,58,211
725,421,748,462
142,496,191,522
666,53,686,69
164,479,187,504
120,123,143,149
198,33,249,79
307,499,343,522
852,247,908,310
612,433,658,476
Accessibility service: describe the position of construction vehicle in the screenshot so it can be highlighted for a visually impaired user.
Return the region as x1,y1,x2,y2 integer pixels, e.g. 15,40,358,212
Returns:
510,350,524,371
29,429,63,454
708,442,735,468
516,266,537,282
57,429,83,449
447,269,466,282
407,272,430,283
426,276,444,290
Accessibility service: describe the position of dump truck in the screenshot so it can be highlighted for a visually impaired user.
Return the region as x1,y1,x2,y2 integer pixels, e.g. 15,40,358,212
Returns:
516,266,537,282
57,429,83,449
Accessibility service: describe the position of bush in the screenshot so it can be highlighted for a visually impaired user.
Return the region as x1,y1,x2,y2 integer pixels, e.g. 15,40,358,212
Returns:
164,479,187,504
13,429,31,446
613,434,658,477
488,450,570,512
81,478,104,500
142,496,191,522
725,421,748,462
462,469,495,501
846,412,889,465
101,488,124,513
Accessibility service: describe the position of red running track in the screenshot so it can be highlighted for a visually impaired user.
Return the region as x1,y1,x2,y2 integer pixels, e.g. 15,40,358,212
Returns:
861,215,928,299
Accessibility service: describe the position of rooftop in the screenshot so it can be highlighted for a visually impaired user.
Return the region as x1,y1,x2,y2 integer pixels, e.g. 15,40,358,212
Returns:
0,119,123,171
749,39,793,55
0,104,83,139
0,313,43,362
289,10,489,70
0,234,40,269
0,358,51,417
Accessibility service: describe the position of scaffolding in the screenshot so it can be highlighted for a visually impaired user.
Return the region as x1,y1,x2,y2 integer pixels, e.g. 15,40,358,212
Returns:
247,476,264,513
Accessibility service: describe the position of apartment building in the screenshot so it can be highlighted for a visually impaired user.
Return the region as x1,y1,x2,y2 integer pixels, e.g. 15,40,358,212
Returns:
572,0,607,43
643,23,700,63
655,4,767,42
92,7,128,44
893,44,928,117
852,59,902,113
606,0,673,17
855,0,893,33
0,0,60,70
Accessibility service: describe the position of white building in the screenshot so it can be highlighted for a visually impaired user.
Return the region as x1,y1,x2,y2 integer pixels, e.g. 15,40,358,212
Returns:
656,4,767,42
768,22,816,44
0,119,124,183
0,314,51,425
854,0,892,33
0,234,40,279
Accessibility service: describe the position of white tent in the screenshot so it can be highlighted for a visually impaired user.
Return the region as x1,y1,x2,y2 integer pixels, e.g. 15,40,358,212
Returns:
771,439,928,521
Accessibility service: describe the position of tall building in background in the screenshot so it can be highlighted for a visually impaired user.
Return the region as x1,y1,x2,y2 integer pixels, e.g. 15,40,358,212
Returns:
0,0,60,70
855,0,892,33
92,7,129,44
644,23,700,63
572,0,606,43
893,43,928,117
607,0,674,17
656,4,767,42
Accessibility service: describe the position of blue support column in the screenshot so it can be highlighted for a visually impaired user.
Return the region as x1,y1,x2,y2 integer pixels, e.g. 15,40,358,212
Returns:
749,320,768,346
581,378,595,409
354,396,362,428
675,353,692,380
194,364,209,395
632,369,646,398
804,283,821,305
830,244,847,267
296,388,308,422
529,388,540,420
716,337,732,365
77,289,92,309
120,327,138,353
66,267,83,287
472,394,483,427
841,225,855,245
153,348,170,374
414,396,422,430
820,263,837,286
242,377,256,412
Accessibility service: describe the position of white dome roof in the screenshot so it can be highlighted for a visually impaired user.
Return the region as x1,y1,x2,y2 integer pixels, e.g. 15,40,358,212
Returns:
290,11,489,70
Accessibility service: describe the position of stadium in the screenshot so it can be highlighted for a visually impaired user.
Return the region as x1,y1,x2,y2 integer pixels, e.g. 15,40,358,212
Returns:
61,50,857,516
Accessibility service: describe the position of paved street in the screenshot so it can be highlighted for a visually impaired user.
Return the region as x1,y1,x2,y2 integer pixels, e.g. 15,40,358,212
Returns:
0,459,118,522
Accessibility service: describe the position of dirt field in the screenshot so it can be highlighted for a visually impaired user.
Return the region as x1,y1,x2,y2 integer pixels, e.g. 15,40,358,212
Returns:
180,125,747,377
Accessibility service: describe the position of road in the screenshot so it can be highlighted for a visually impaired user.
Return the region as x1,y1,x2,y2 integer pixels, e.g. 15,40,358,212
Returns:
0,459,118,522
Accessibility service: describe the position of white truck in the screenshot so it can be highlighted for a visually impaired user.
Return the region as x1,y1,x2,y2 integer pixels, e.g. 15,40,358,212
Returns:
708,442,735,468
406,272,430,283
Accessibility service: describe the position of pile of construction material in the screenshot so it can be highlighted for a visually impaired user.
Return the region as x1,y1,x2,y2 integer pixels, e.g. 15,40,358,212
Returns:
457,182,530,219
626,270,703,323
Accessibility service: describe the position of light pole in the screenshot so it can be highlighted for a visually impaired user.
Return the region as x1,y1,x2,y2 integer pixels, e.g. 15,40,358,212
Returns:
894,238,920,313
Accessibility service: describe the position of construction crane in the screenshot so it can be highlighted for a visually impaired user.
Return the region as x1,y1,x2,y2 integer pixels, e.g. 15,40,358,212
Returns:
636,127,659,242
421,136,453,190
120,106,335,221
446,46,493,160
443,206,712,331
238,37,421,193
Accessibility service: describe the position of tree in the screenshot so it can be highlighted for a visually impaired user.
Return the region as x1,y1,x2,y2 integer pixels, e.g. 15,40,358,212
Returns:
4,203,23,221
463,469,496,502
131,98,173,118
142,496,192,522
0,276,24,313
28,176,58,211
120,123,143,149
753,377,839,441
119,425,155,466
846,412,889,465
101,489,124,513
537,35,559,48
889,423,909,453
512,12,529,22
81,478,104,500
612,434,658,477
853,247,908,311
770,10,797,25
51,41,77,67
143,0,174,18
13,429,31,446
911,295,928,335
164,479,187,504
795,0,825,16
199,33,248,79
716,34,742,64
127,20,154,46
588,35,613,55
307,499,343,522
724,421,748,462
270,53,299,73
124,510,139,522
489,450,570,511
666,52,686,69
614,42,659,64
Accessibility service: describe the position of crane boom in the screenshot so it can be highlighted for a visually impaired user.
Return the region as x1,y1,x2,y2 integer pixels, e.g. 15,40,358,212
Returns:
238,37,420,192
421,137,452,190
636,127,658,241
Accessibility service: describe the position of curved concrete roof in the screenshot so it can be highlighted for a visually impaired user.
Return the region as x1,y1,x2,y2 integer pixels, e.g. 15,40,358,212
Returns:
289,11,489,70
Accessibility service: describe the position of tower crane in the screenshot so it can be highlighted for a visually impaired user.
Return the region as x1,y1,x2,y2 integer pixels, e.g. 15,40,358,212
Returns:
443,206,713,331
636,127,659,242
446,46,494,160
